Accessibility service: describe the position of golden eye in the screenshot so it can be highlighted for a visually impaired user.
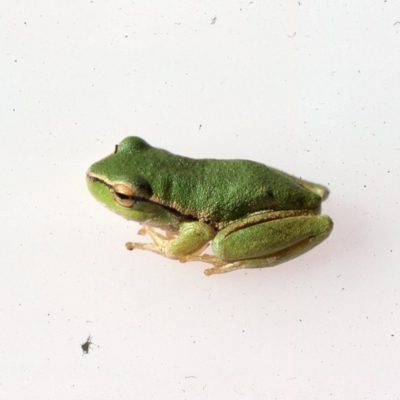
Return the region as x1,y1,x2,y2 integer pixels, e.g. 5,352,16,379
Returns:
113,184,136,207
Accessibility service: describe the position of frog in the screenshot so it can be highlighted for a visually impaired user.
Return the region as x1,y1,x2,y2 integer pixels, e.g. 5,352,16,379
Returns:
86,137,333,276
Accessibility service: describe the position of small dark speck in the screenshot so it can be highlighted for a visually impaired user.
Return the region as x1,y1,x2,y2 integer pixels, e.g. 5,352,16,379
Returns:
394,21,400,26
211,17,217,25
199,124,202,130
391,334,394,337
81,335,98,354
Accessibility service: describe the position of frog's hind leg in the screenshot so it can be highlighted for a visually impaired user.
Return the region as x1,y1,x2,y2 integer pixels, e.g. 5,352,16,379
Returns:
204,223,332,276
205,213,333,276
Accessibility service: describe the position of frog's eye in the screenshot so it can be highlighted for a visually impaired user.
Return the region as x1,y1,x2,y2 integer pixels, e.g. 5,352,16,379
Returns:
113,184,136,207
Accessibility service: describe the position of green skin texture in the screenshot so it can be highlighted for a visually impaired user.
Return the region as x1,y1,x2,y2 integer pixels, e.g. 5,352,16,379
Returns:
86,136,333,275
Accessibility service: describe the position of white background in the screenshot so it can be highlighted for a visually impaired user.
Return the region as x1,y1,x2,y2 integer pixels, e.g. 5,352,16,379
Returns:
1,1,400,399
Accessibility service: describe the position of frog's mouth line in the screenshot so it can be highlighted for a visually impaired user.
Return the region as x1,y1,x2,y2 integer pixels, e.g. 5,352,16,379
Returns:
86,171,114,189
87,171,197,221
87,172,148,203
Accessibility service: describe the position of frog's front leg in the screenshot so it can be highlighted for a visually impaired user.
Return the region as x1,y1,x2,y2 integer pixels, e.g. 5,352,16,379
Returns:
204,211,333,276
137,225,175,240
125,222,215,262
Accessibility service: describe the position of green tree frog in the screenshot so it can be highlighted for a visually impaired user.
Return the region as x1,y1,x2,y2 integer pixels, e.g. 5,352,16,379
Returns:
86,137,333,276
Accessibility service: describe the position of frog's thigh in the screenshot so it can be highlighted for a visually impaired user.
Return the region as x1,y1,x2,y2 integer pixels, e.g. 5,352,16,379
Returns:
207,215,333,275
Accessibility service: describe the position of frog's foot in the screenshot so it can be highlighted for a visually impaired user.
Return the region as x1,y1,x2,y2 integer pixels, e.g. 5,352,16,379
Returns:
126,226,178,258
179,253,224,265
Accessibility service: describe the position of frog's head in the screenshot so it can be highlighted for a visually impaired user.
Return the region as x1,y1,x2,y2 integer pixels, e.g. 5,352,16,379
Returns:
86,137,155,222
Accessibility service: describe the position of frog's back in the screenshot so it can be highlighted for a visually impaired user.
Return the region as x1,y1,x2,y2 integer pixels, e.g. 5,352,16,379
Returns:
161,157,321,222
99,137,322,223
